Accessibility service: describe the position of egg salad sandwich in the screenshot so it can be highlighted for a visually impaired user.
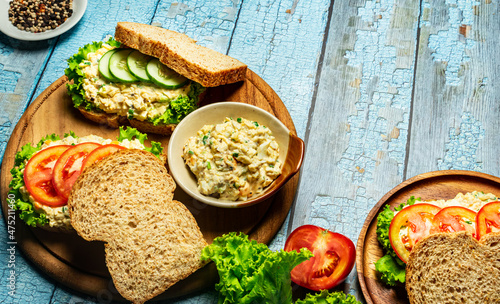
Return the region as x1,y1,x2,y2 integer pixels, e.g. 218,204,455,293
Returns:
8,127,163,231
65,22,248,135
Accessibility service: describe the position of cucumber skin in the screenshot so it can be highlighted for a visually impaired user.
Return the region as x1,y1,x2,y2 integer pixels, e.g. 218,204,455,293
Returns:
98,49,119,82
109,49,138,83
127,50,151,82
146,58,189,90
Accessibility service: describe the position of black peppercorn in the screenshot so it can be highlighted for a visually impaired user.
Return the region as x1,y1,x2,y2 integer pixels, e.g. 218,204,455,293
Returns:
8,0,73,33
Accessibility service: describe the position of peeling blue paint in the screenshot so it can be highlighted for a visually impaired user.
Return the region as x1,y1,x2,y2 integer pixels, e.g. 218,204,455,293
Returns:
437,112,484,170
340,0,414,184
309,192,377,291
0,66,21,93
424,0,479,86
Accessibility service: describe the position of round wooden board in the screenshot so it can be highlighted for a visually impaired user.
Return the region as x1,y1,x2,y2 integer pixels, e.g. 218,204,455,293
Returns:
356,170,500,304
0,69,300,301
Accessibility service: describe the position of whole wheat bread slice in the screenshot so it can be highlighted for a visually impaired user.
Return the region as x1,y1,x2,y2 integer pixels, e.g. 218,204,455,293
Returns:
115,22,247,87
68,149,207,304
405,231,500,304
78,106,177,135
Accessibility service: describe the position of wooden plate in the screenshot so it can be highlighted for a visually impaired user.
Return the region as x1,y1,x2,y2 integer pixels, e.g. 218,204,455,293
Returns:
356,170,500,304
0,69,299,301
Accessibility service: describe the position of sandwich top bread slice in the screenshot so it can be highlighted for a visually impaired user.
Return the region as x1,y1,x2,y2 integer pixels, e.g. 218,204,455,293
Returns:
68,149,208,304
65,22,247,135
405,231,500,304
115,22,247,88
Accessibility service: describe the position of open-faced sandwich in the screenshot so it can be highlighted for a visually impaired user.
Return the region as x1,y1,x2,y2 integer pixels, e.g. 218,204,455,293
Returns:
65,22,248,135
8,127,162,231
375,191,500,303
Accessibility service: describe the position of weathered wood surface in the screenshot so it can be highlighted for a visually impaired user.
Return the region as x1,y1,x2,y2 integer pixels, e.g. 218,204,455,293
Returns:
0,0,499,303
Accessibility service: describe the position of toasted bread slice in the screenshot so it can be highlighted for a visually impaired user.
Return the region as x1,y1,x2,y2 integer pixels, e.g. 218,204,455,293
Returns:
77,106,177,135
115,22,247,87
405,231,500,304
68,149,207,304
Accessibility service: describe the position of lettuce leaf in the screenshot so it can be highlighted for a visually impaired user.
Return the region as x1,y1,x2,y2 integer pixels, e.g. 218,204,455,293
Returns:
374,255,406,286
150,82,205,125
117,126,163,158
201,232,313,304
374,196,420,286
64,38,120,111
295,290,361,304
9,140,52,227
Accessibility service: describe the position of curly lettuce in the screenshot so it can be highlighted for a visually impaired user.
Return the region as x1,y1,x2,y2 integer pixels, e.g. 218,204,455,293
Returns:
374,196,420,286
8,128,162,227
117,126,163,158
150,81,205,125
64,37,121,111
201,232,313,304
295,290,361,304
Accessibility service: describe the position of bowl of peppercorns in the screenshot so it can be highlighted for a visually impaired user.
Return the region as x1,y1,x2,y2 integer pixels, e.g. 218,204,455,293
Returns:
0,0,87,41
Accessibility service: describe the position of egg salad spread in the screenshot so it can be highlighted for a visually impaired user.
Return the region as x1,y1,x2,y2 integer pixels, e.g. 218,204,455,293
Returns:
182,117,282,201
411,191,497,212
80,44,191,121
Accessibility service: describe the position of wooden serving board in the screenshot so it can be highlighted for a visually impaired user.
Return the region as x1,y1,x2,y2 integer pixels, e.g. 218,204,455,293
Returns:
356,170,500,304
0,69,299,301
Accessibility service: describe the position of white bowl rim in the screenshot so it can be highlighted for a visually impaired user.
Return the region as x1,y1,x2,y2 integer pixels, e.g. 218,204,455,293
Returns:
0,0,87,41
168,101,291,208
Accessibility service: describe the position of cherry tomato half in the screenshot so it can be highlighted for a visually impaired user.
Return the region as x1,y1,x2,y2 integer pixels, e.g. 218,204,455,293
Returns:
476,201,500,240
430,206,477,238
23,145,70,207
389,203,441,263
52,142,101,199
284,225,355,291
81,144,125,170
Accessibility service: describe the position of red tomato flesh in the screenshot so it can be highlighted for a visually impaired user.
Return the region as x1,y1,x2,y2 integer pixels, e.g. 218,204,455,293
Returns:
476,201,500,240
81,144,125,170
284,225,355,291
23,145,70,207
430,206,476,237
389,203,441,263
52,142,101,199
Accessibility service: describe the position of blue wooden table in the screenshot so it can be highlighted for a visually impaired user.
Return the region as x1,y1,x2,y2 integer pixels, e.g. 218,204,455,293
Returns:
1,0,499,303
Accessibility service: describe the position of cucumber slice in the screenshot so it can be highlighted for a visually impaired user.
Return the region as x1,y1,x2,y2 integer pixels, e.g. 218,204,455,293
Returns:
126,50,152,82
146,58,189,89
98,49,118,82
109,49,138,83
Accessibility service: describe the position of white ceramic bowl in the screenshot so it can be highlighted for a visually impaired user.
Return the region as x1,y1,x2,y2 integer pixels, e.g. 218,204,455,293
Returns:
168,102,304,208
0,0,87,41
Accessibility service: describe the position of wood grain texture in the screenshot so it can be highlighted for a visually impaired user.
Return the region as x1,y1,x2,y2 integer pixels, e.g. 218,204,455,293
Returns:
0,37,55,164
356,170,500,304
407,0,500,179
289,0,420,299
0,69,298,301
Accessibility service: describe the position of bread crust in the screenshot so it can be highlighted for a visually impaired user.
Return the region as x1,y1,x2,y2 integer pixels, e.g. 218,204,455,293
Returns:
77,106,177,135
68,150,207,304
405,231,500,304
114,22,247,87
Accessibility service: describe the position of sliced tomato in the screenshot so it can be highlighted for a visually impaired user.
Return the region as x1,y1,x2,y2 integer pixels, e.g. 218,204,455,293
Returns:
389,203,441,263
476,201,500,240
52,142,101,199
284,225,355,291
430,206,477,237
81,144,125,170
23,145,71,207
